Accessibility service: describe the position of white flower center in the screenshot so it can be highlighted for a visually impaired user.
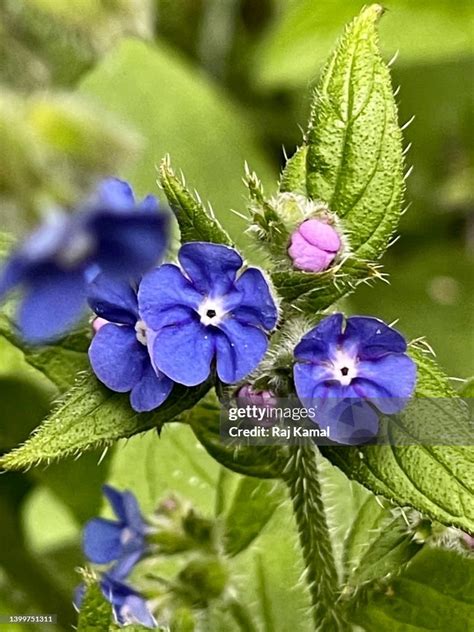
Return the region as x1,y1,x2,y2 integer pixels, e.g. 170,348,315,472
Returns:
198,297,226,326
135,320,148,345
331,350,358,386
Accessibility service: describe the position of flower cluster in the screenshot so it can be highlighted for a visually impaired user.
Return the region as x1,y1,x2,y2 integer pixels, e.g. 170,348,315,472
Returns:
78,485,156,628
1,176,418,443
88,241,278,411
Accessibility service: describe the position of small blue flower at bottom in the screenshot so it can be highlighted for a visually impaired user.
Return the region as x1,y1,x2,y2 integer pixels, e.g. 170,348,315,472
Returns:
0,178,169,344
293,313,417,444
138,242,278,386
75,573,157,629
88,273,173,412
83,485,149,578
100,573,157,628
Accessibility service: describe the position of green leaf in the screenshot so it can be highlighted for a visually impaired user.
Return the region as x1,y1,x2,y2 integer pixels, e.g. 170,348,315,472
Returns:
322,346,474,533
77,577,112,632
279,146,307,195
0,320,90,393
0,91,140,224
256,0,474,90
107,422,221,517
341,496,422,589
0,373,211,470
351,547,474,631
460,377,474,398
79,38,276,255
271,258,379,316
187,391,286,479
0,230,15,256
159,157,232,245
223,477,285,556
229,501,313,632
32,449,112,524
306,4,404,259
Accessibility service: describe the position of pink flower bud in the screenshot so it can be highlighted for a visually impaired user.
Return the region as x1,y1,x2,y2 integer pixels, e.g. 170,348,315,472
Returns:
237,384,277,407
462,532,474,549
92,317,109,333
288,219,341,272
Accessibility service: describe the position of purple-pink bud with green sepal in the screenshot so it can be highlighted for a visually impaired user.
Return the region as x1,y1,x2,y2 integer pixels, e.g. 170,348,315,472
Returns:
288,219,341,272
237,384,277,407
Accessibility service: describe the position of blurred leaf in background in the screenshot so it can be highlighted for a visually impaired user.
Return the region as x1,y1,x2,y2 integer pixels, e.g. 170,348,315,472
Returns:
0,0,154,90
254,0,474,89
79,38,277,254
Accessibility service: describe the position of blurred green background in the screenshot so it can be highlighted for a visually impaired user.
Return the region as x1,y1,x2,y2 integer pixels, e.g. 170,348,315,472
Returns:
0,1,472,629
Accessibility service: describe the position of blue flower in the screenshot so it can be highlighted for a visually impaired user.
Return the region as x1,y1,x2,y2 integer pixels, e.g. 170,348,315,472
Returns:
88,273,173,412
138,242,278,386
100,573,157,628
0,178,169,343
83,485,148,578
293,313,417,444
75,573,157,629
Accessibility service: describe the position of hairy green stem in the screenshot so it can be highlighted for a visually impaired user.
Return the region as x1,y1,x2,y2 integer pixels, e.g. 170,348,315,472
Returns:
284,444,347,631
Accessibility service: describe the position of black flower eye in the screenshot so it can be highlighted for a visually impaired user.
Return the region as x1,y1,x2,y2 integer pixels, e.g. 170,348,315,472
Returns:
206,309,217,319
340,367,349,376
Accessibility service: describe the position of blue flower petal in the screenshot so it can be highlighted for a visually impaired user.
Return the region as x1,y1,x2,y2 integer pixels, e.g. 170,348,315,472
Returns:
102,485,129,524
102,485,145,535
144,305,195,331
100,573,156,627
117,594,157,628
89,324,144,392
101,574,136,606
354,354,417,413
293,362,335,401
233,267,278,330
109,549,144,581
138,194,159,213
87,273,138,324
120,492,146,534
344,316,407,359
130,363,173,412
89,210,169,278
82,518,123,564
94,178,135,208
179,242,242,295
318,399,379,445
18,269,86,343
216,319,268,383
138,264,202,329
294,313,344,362
150,319,214,386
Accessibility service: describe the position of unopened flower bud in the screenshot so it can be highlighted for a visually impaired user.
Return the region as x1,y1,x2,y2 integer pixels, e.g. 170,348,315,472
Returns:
237,384,277,407
462,532,474,550
288,219,341,272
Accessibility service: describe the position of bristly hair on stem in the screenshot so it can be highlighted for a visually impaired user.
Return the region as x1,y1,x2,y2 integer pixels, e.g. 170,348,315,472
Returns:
284,443,349,631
